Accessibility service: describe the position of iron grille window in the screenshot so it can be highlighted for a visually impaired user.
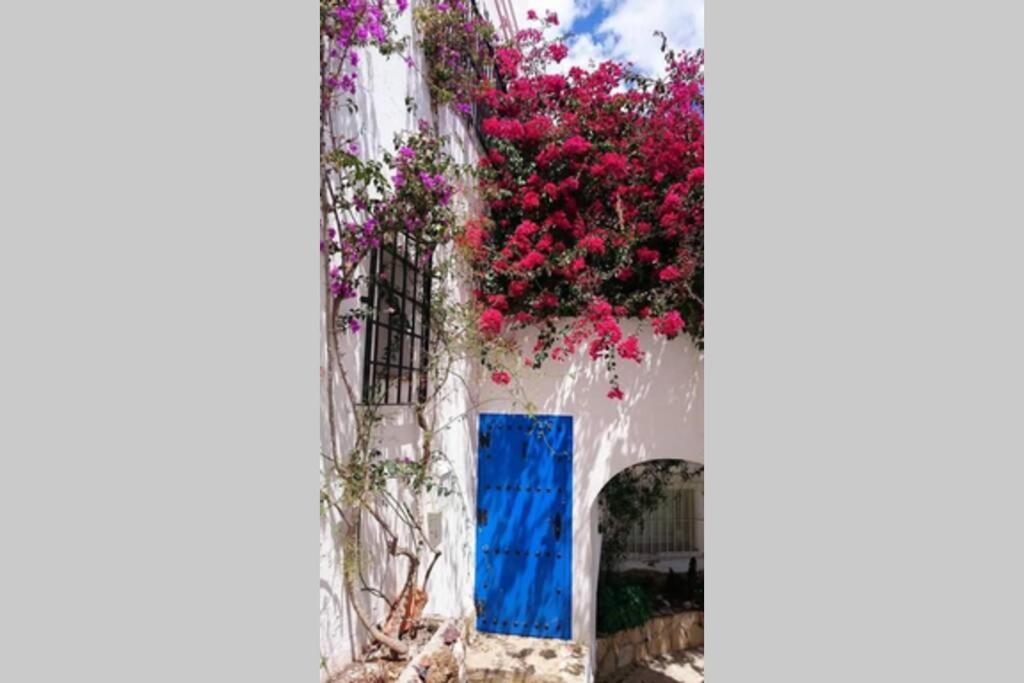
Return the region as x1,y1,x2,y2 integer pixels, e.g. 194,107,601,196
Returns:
625,485,702,555
360,230,432,405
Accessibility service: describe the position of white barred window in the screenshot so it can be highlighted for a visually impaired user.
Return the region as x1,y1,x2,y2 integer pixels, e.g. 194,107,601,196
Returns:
625,486,700,555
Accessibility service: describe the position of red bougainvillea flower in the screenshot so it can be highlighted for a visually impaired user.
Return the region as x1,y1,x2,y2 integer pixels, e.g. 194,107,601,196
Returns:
580,234,606,255
494,47,523,78
588,338,608,361
607,387,624,400
653,311,685,339
517,250,546,270
588,298,613,318
593,152,629,178
561,136,592,156
482,117,525,140
617,336,643,362
514,219,540,239
480,308,504,336
636,247,661,265
547,43,569,63
488,148,506,165
524,115,553,141
491,370,511,385
467,27,703,397
538,292,559,308
594,316,622,343
658,265,683,282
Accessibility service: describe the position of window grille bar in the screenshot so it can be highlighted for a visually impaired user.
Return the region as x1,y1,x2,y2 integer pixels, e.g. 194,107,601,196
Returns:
381,239,400,403
360,232,432,406
361,247,380,402
392,236,409,405
623,485,702,556
408,238,421,404
418,250,433,403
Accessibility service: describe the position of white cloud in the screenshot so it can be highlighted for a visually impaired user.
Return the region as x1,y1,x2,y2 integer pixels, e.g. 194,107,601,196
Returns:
596,0,703,75
516,0,702,76
505,0,703,75
559,33,612,73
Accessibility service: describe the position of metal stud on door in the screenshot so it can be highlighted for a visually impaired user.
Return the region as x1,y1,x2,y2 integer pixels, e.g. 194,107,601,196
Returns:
474,413,572,639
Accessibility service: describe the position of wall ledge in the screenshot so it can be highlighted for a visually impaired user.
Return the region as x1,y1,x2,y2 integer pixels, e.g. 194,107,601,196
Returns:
594,610,704,681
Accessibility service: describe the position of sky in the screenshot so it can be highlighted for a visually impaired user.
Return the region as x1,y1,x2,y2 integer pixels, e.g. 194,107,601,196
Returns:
523,0,704,76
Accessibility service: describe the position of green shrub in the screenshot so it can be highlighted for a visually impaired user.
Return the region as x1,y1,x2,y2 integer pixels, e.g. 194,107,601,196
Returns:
596,581,653,635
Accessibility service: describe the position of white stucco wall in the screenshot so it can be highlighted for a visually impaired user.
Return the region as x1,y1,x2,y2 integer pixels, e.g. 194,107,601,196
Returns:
477,324,704,649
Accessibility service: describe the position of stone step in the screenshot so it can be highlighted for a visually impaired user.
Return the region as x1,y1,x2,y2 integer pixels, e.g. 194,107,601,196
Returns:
465,633,588,683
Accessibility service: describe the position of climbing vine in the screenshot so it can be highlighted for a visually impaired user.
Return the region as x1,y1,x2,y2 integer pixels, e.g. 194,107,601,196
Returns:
320,0,485,662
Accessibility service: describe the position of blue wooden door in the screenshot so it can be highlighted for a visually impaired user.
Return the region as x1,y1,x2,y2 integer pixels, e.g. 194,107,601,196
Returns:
474,413,572,640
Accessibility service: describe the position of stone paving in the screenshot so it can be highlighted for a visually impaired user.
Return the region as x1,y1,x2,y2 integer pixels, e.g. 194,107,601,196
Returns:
610,648,704,683
463,629,702,683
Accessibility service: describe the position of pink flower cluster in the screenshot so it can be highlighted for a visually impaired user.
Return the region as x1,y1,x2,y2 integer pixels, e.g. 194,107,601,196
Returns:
322,0,406,105
465,11,704,397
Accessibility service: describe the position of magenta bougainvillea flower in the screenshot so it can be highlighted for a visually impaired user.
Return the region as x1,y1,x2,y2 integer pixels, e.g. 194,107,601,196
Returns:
463,14,703,395
479,308,504,337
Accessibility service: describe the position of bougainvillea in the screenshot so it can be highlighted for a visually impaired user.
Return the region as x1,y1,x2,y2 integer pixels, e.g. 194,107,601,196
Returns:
320,0,476,656
414,0,496,113
322,123,461,336
465,16,704,397
320,0,408,110
320,0,415,326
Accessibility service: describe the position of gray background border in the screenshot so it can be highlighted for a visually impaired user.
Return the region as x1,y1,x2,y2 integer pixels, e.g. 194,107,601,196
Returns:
2,0,1023,681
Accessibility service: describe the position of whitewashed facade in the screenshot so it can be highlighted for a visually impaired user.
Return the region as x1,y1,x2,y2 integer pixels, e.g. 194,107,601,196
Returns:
319,3,703,680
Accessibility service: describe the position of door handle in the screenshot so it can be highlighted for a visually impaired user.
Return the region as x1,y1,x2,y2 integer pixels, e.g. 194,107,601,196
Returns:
552,513,562,540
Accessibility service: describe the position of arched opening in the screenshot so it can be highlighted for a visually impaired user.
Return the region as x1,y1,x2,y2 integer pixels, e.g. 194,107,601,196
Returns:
589,459,704,681
596,459,704,628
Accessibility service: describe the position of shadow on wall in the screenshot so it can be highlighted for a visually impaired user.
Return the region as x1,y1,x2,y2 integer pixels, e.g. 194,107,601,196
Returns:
481,324,703,522
478,323,704,646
